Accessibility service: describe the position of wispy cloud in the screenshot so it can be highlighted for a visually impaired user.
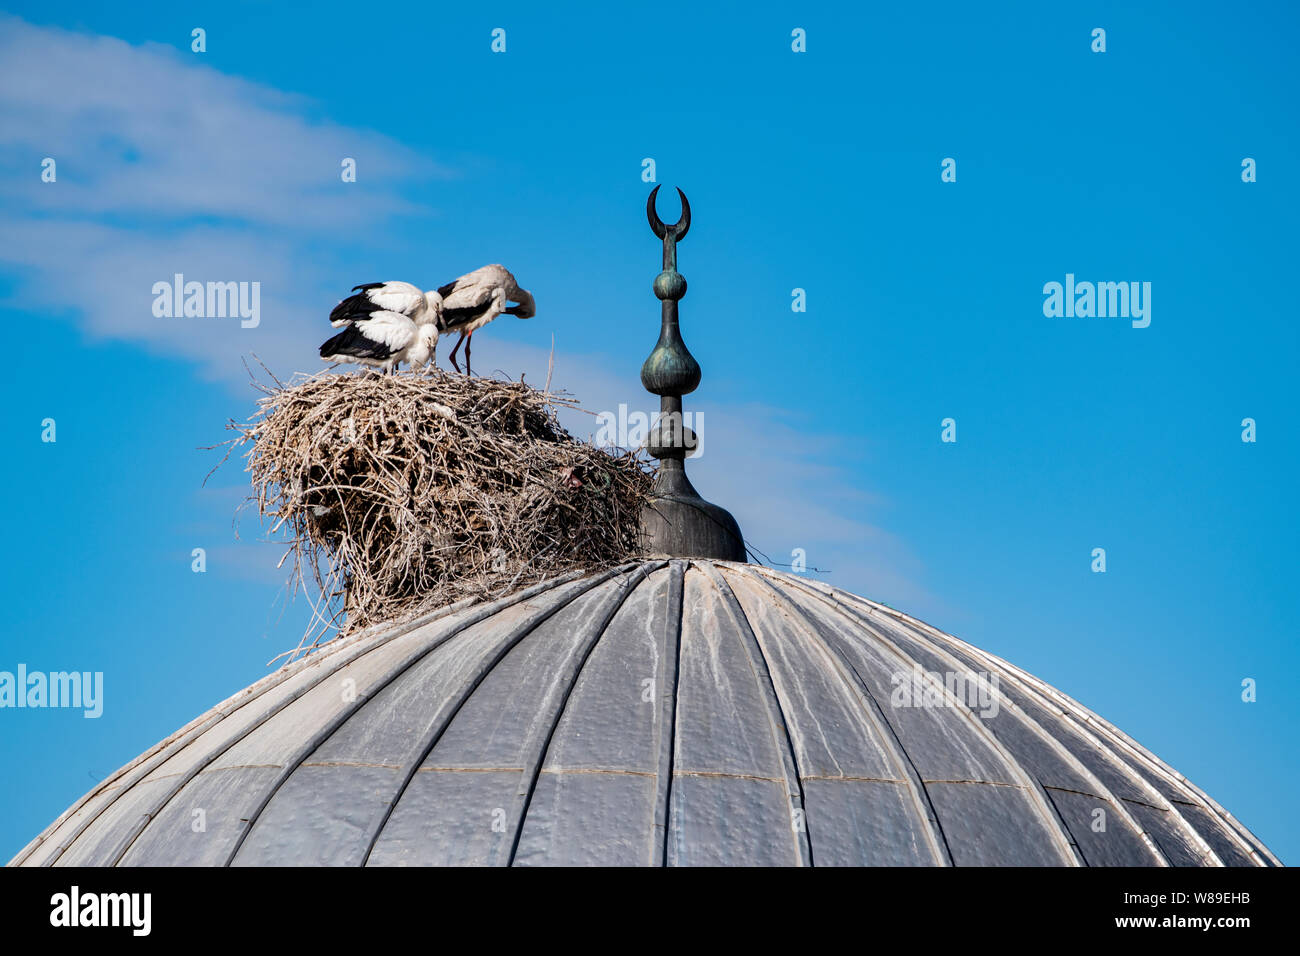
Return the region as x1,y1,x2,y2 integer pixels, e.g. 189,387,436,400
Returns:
0,16,445,225
0,15,445,380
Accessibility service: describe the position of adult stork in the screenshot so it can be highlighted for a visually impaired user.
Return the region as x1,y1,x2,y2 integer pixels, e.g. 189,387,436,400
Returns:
319,281,442,372
434,264,535,375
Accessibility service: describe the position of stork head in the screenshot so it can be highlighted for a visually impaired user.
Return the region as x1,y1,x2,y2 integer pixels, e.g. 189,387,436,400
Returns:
506,288,535,319
423,289,444,320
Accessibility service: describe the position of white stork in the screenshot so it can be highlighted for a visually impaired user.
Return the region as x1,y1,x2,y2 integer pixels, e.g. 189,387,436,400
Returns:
434,264,535,375
319,281,442,372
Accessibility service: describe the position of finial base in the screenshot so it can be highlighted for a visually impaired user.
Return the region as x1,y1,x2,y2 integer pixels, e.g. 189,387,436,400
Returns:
638,466,745,561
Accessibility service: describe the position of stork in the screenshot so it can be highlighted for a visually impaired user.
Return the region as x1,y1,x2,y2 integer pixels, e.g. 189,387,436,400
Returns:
434,264,535,375
319,281,442,372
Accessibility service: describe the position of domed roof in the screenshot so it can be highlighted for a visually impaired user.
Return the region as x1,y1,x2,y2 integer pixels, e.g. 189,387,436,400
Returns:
10,561,1277,867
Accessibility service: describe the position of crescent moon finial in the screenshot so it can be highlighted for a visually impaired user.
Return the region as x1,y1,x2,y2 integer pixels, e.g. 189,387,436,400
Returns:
646,185,690,241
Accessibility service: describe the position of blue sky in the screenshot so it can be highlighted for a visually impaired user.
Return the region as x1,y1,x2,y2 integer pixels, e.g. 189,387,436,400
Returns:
1,1,1296,864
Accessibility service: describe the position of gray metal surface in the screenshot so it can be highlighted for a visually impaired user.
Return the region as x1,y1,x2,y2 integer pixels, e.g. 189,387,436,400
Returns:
10,562,1279,867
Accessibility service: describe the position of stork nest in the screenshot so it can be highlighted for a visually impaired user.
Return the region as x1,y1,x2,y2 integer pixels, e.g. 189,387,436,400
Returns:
223,368,653,651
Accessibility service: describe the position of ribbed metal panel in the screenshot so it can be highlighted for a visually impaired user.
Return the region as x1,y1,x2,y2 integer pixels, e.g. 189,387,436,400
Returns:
9,562,1279,867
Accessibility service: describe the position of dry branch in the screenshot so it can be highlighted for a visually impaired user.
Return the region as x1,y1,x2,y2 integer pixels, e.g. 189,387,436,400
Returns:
223,368,653,653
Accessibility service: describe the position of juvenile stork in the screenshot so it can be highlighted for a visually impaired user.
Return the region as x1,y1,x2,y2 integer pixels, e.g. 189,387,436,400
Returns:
319,281,442,372
434,264,535,375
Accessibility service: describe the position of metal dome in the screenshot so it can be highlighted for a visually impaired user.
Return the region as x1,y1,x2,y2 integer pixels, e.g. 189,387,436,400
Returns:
10,560,1278,867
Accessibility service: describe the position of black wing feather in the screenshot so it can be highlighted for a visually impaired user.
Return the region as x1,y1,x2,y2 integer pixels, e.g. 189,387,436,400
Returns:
438,302,498,331
320,323,394,360
329,286,386,326
437,286,498,332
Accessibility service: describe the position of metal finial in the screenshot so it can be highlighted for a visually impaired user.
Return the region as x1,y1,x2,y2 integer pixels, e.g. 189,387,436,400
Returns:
647,185,691,242
637,186,745,562
640,186,699,397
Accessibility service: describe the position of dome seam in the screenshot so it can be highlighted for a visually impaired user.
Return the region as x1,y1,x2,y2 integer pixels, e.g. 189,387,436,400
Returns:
701,563,814,867
731,567,955,866
226,565,635,866
499,561,664,865
762,569,1085,866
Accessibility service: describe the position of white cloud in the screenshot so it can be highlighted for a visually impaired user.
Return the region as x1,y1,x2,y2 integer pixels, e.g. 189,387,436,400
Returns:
0,16,445,225
0,15,444,381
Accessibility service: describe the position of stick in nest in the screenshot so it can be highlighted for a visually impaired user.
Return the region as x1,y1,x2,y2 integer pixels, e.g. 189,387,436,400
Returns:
219,368,655,659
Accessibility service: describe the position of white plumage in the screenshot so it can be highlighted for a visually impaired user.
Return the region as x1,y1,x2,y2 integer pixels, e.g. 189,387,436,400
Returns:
319,280,442,372
434,264,535,375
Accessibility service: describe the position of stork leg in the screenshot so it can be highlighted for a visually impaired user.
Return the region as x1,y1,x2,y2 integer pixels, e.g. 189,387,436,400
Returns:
464,331,472,377
448,333,465,374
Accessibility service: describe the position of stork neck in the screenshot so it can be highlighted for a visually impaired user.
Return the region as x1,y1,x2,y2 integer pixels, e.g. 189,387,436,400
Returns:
508,287,536,318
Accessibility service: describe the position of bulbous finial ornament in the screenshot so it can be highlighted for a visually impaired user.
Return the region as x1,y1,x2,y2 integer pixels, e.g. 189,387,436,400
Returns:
640,331,701,396
653,270,687,301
